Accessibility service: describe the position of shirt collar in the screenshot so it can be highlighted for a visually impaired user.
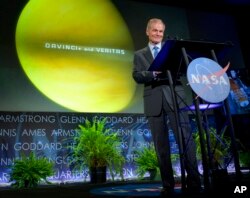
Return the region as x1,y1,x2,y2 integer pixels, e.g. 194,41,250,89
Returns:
149,43,161,51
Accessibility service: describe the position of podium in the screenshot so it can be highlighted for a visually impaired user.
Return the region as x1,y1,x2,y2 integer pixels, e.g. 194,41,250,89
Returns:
149,39,232,82
150,39,241,191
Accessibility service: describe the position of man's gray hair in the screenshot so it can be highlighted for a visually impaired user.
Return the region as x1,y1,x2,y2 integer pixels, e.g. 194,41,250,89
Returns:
146,18,165,30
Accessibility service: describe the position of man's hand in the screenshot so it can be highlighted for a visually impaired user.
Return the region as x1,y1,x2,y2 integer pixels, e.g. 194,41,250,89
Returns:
153,71,162,78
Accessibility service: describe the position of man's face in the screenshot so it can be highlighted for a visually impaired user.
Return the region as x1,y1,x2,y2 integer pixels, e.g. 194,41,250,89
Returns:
146,22,165,45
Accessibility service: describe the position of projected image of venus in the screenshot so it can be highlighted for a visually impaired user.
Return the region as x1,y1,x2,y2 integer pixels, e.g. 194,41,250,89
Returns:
15,0,135,112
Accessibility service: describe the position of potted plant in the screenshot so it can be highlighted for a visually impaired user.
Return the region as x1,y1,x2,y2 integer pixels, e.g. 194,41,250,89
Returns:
134,144,179,180
134,144,159,180
69,118,125,183
194,126,231,169
239,151,250,167
193,126,231,191
237,140,250,168
9,152,54,189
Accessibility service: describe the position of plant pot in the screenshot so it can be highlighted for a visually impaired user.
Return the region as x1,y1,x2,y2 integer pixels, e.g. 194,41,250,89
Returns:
148,169,157,180
90,166,107,184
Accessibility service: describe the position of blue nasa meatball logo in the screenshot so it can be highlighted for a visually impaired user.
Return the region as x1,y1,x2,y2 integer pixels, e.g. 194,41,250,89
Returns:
187,57,230,103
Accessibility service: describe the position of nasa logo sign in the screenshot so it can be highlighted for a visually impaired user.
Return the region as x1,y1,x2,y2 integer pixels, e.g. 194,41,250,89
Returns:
187,57,230,103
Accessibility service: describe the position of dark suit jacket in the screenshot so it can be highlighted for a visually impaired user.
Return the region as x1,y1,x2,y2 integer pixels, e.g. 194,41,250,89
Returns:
132,45,186,117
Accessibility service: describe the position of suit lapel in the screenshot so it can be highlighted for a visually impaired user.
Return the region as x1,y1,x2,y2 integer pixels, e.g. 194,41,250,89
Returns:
142,47,153,70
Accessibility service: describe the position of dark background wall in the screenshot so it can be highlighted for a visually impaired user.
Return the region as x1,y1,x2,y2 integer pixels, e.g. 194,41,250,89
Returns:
133,0,250,70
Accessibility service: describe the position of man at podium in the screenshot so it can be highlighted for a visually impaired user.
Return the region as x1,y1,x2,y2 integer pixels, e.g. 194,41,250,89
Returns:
132,18,201,195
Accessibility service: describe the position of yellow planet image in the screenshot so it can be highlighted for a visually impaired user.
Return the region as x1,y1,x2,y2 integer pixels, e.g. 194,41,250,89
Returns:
16,0,135,112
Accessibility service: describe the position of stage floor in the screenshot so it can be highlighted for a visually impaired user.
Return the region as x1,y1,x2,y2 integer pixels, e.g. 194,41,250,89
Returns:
0,172,249,198
90,182,182,197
